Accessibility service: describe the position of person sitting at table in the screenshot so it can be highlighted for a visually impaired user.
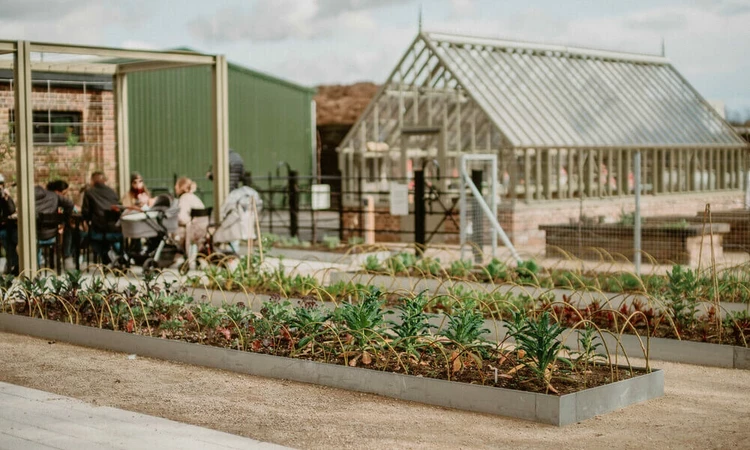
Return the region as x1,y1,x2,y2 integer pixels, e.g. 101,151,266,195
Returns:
121,172,154,210
174,176,208,250
82,172,122,264
46,179,78,271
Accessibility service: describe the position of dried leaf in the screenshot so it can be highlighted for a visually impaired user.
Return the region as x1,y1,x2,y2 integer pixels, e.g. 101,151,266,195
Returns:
517,349,526,359
451,351,462,373
126,319,134,333
349,355,360,367
507,363,525,375
361,351,372,365
546,383,560,395
467,352,483,369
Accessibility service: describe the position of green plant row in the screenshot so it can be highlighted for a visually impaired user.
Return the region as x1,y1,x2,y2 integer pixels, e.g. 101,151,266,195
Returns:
362,253,750,303
0,270,647,395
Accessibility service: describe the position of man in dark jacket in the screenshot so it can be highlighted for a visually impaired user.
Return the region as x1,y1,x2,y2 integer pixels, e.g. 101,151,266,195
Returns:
0,175,17,274
46,180,77,270
81,172,121,263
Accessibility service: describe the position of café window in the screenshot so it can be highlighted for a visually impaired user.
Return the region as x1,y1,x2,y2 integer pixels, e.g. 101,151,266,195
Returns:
8,110,83,145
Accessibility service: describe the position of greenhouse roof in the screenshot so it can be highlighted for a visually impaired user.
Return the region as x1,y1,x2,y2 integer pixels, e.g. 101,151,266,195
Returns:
384,32,746,149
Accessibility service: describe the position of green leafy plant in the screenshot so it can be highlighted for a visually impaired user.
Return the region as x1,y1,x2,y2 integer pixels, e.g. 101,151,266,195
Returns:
347,236,364,246
335,287,388,347
385,252,417,274
448,259,473,278
440,297,489,346
322,235,341,250
515,260,539,284
571,325,606,371
484,258,507,281
415,257,442,277
507,311,572,391
664,265,700,331
363,255,384,273
389,291,434,340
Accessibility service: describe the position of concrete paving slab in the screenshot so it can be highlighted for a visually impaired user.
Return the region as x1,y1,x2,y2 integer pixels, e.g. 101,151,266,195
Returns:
0,382,290,450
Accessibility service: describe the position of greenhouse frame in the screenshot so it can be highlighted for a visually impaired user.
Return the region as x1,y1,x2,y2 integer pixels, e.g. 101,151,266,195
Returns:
338,31,748,205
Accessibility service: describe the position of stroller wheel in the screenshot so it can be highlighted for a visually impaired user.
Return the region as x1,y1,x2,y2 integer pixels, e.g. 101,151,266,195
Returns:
143,258,157,275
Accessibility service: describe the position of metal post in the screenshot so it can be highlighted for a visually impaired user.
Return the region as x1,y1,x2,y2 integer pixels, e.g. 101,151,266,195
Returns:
634,150,642,276
211,55,229,223
13,40,37,275
115,72,130,198
267,172,273,234
356,172,365,243
460,166,467,261
338,180,344,241
414,170,426,256
471,170,484,263
745,170,750,209
288,170,299,238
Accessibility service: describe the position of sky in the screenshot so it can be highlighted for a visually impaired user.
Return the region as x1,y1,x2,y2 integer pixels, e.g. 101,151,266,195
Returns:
1,0,749,121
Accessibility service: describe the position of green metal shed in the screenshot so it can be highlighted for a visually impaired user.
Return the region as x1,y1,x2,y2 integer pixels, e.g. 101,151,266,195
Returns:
126,60,315,206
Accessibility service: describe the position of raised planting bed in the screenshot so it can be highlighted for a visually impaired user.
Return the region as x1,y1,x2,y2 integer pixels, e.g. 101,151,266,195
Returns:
696,209,750,254
267,247,391,266
327,272,750,318
0,313,663,426
186,287,750,370
539,222,730,266
644,213,750,254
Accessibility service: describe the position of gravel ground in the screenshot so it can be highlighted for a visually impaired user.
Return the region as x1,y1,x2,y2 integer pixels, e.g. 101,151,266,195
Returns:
1,331,749,450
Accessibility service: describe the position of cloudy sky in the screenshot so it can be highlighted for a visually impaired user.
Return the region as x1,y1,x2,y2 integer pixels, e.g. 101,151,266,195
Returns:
1,0,749,120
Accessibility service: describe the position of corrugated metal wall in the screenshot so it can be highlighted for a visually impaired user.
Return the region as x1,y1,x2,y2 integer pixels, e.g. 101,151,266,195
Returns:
127,64,313,206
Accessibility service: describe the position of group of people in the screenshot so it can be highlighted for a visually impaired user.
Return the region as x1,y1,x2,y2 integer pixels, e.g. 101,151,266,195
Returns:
82,171,210,266
0,171,209,274
0,175,78,274
0,148,246,274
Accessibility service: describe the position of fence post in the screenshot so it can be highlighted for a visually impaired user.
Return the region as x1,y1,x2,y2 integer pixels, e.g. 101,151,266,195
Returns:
338,182,345,241
471,169,484,263
634,150,642,276
267,172,274,234
288,170,299,238
414,169,426,256
357,174,364,240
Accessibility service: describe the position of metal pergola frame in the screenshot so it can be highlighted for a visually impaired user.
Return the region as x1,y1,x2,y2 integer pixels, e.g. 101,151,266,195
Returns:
0,40,229,275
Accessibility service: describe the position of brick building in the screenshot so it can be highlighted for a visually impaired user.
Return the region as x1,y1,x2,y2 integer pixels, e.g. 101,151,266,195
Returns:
0,71,115,203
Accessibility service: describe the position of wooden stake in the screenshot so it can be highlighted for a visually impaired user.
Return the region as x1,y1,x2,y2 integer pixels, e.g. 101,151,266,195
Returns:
252,196,263,264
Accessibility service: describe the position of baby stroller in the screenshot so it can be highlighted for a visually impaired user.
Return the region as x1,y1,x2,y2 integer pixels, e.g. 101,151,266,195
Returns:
117,194,180,273
179,186,262,274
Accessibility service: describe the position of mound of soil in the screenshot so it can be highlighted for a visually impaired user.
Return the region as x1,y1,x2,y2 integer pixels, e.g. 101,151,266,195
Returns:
315,82,379,126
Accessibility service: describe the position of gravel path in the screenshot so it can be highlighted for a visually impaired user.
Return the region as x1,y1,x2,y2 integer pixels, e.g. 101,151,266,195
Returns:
1,331,749,449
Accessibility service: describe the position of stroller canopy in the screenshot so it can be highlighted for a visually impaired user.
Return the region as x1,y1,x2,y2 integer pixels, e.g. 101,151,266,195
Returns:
213,187,263,243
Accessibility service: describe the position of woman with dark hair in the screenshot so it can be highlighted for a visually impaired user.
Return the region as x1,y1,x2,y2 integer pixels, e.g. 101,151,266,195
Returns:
121,172,154,210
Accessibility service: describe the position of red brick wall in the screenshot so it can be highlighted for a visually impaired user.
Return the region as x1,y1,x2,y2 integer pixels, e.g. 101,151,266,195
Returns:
510,191,745,250
0,83,116,205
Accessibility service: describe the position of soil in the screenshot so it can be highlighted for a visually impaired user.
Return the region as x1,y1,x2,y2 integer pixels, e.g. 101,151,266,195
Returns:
315,83,379,126
1,331,749,449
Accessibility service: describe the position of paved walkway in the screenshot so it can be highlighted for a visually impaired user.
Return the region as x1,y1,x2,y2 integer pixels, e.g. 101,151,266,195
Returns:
0,382,289,450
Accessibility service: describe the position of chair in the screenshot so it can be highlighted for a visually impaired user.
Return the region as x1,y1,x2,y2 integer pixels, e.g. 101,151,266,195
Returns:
37,212,65,274
87,209,123,265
